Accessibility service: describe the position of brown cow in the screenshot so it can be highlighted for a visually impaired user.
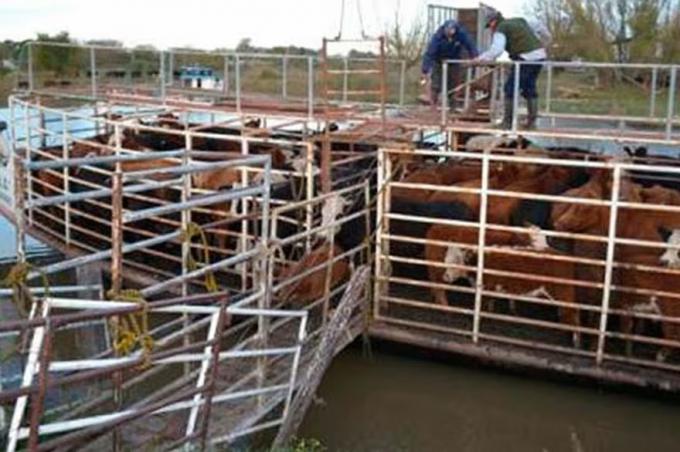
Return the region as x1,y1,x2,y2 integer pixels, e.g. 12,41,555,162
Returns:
392,161,485,203
426,224,581,346
616,252,680,361
277,243,351,308
425,224,542,305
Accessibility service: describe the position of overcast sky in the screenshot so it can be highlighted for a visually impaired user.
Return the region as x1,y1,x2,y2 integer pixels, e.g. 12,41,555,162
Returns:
2,0,525,50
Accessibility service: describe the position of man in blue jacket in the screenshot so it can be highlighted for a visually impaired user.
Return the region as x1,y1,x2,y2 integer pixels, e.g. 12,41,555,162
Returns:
421,20,478,106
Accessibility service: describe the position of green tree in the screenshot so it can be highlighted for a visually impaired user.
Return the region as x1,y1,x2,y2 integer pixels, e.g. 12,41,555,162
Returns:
384,8,427,69
34,32,80,76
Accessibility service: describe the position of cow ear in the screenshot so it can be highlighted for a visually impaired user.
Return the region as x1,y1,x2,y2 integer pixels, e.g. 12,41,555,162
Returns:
658,226,672,242
623,146,633,157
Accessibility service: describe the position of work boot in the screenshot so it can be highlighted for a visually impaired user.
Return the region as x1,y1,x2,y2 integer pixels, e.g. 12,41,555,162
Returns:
525,98,539,130
499,99,513,130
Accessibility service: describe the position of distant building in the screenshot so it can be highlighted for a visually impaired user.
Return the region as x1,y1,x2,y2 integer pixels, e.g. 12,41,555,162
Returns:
179,65,222,90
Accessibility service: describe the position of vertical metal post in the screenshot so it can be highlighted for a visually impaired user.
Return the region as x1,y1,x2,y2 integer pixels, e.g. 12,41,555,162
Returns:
240,138,250,293
223,54,230,95
168,51,174,88
472,152,490,343
373,149,386,319
282,55,288,99
90,46,97,99
666,66,676,141
159,51,166,104
342,57,349,103
235,55,241,113
307,56,314,120
185,311,220,438
490,68,498,121
379,36,387,126
111,125,123,452
399,60,406,106
38,98,46,150
6,302,48,452
181,125,192,376
24,104,33,226
14,155,26,264
649,67,658,118
27,42,34,92
257,153,272,408
464,66,473,110
62,112,71,246
512,62,521,133
596,166,622,365
305,143,314,247
441,61,448,126
545,62,553,114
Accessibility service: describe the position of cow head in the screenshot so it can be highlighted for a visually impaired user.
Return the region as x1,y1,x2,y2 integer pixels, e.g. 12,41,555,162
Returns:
526,224,549,251
659,227,680,268
317,194,350,242
443,245,470,283
552,172,608,233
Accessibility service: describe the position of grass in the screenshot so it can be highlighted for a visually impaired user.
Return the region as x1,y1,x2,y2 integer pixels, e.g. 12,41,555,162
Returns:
537,69,669,118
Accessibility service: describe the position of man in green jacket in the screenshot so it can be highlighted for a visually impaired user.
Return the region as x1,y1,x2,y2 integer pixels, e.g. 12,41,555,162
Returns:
476,12,547,129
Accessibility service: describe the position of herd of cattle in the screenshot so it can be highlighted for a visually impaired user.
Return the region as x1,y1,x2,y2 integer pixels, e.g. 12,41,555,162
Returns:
26,111,680,361
29,112,371,301
388,144,680,360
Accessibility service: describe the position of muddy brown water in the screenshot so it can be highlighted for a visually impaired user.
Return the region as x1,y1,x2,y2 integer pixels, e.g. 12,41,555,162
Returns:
298,345,680,452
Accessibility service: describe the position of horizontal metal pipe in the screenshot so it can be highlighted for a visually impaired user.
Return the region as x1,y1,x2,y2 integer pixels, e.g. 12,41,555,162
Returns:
122,155,269,180
123,184,264,223
25,149,187,170
27,178,180,208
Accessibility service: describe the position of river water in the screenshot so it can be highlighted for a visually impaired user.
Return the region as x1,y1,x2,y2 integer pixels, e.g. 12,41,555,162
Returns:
299,345,680,452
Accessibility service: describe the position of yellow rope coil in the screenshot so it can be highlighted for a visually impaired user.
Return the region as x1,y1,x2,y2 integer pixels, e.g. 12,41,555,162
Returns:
106,289,154,368
180,222,220,293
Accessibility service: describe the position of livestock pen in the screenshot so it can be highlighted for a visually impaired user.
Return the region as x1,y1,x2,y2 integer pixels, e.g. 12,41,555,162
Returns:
2,39,680,450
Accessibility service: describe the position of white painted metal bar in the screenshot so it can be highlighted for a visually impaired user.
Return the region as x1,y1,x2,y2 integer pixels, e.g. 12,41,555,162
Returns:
595,166,622,365
6,302,49,452
90,47,97,99
282,314,307,418
282,55,288,99
60,112,72,245
307,57,314,119
545,62,552,114
235,54,241,113
649,67,657,117
472,152,490,343
511,62,520,132
159,51,166,104
666,66,677,140
185,311,220,437
464,66,472,110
